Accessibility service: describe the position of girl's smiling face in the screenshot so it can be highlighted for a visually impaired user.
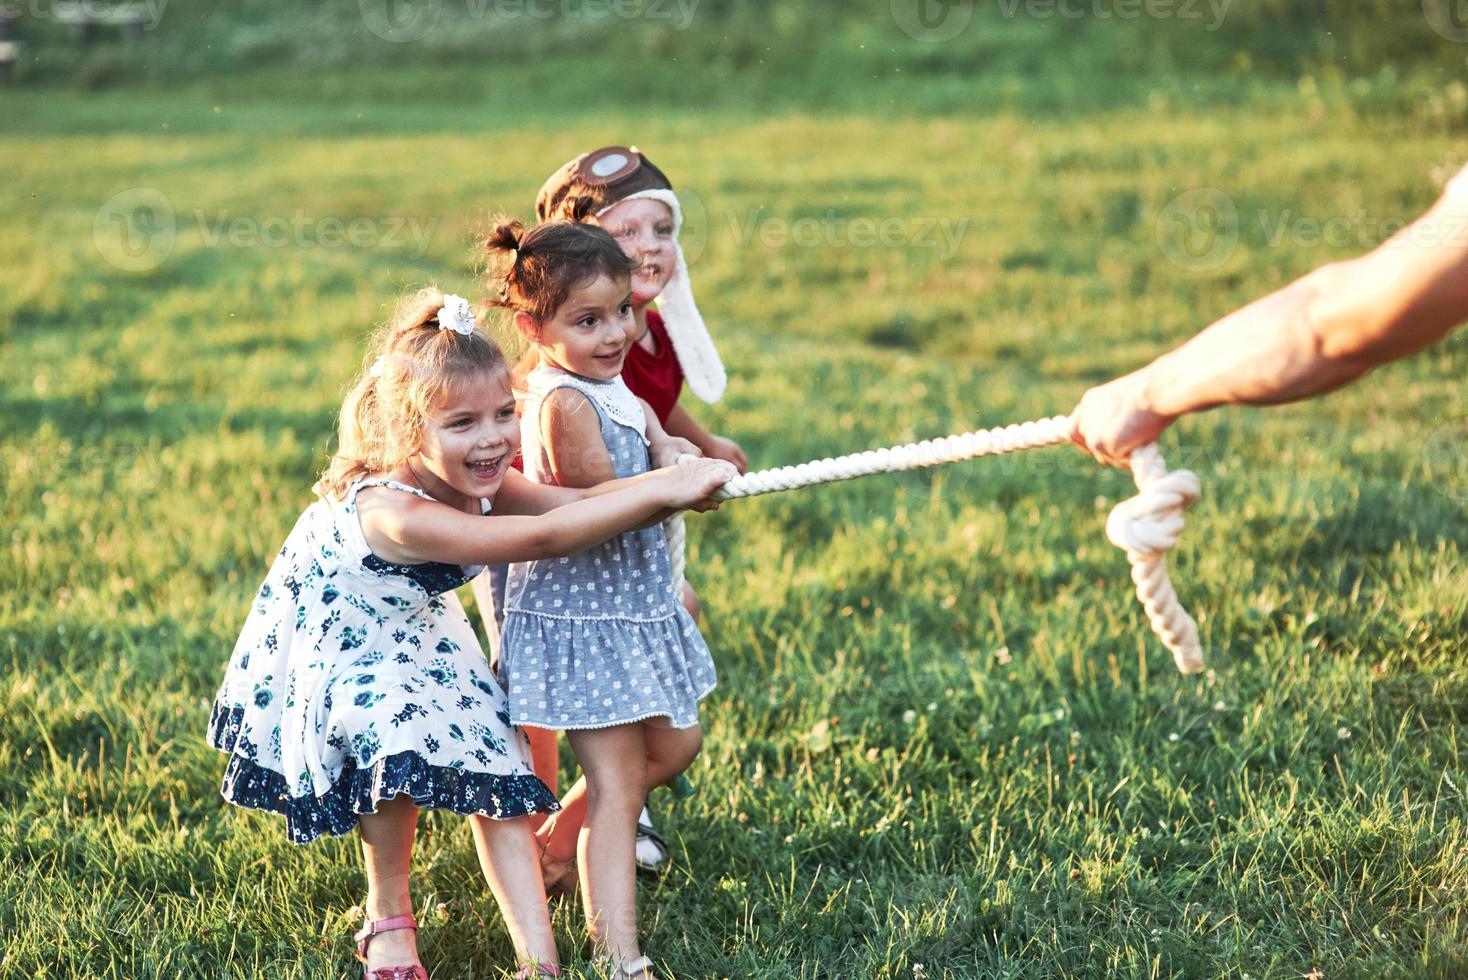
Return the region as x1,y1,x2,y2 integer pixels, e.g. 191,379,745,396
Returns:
519,273,635,381
597,198,676,308
412,367,520,504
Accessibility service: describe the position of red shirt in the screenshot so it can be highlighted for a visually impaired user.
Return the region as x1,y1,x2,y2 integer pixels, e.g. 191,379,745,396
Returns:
621,309,684,425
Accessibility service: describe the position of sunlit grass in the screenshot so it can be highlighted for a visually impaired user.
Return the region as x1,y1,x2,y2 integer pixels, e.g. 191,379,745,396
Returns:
2,82,1465,978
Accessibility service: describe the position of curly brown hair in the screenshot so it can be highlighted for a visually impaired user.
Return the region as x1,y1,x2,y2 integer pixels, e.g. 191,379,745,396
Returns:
481,201,637,329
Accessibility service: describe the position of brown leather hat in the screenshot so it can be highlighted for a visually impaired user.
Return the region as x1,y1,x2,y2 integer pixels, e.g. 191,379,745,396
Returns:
535,146,673,222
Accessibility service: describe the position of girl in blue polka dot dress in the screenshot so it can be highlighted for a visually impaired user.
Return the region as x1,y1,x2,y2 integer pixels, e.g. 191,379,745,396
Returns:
207,286,733,980
484,211,726,980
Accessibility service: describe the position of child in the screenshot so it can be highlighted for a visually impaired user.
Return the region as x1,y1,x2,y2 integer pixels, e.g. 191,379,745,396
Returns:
536,144,747,619
208,287,733,980
485,214,717,979
530,145,743,877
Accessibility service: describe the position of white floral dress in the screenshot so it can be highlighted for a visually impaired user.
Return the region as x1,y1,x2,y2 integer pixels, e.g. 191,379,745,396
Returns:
208,479,557,844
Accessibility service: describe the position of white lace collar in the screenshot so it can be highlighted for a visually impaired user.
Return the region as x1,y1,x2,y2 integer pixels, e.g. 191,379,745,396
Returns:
525,366,649,444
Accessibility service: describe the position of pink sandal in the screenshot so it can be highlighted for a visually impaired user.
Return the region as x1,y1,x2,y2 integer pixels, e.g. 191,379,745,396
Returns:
353,914,428,980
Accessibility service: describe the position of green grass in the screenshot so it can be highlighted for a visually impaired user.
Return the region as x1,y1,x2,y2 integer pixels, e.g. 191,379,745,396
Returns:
3,73,1466,978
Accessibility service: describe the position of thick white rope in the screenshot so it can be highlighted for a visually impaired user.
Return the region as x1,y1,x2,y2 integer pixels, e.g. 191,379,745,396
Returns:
665,512,687,591
676,415,1204,674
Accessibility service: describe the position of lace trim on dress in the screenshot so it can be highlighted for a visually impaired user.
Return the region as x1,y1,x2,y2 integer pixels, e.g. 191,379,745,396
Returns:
210,704,558,844
526,368,649,445
505,606,679,624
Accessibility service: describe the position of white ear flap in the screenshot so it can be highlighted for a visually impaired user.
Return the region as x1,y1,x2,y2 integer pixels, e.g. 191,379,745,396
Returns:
655,234,727,403
600,188,727,403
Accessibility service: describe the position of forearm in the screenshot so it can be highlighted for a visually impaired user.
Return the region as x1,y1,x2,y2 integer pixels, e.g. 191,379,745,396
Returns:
427,486,673,566
522,488,676,560
1135,270,1343,417
664,403,716,452
1139,195,1468,419
494,466,666,516
635,507,681,529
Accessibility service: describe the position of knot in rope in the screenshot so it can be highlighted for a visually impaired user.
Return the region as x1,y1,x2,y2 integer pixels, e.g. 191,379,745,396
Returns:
1104,444,1204,674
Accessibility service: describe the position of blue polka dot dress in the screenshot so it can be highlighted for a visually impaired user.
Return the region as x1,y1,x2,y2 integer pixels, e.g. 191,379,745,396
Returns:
500,366,716,731
208,479,557,844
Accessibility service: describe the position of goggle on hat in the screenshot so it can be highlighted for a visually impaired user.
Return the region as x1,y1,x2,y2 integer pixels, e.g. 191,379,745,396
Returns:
536,146,727,404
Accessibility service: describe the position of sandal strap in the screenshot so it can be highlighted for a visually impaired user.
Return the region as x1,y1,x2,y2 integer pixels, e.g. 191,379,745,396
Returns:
354,914,419,955
366,968,427,980
355,913,419,944
635,823,667,851
600,955,654,978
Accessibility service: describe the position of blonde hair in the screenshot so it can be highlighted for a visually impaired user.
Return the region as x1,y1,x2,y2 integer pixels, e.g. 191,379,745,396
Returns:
315,287,507,501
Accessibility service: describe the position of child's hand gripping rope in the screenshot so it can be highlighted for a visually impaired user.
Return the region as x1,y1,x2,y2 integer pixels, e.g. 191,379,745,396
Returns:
681,416,1205,674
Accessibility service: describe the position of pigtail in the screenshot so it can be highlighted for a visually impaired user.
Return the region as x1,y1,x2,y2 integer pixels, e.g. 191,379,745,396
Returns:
477,214,635,324
481,216,527,310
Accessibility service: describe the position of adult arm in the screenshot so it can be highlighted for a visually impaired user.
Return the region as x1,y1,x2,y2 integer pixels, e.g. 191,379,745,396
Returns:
665,402,749,473
1071,169,1468,466
641,397,703,468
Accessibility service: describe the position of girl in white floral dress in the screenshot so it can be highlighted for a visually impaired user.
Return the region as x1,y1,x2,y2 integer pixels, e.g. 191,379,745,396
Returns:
208,287,733,980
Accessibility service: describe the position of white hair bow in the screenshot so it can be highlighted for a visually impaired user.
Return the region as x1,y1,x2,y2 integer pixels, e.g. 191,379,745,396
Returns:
437,295,476,336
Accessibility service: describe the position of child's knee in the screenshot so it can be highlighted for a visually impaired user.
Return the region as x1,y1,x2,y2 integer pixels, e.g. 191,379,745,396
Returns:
649,724,702,772
586,764,648,813
678,730,702,768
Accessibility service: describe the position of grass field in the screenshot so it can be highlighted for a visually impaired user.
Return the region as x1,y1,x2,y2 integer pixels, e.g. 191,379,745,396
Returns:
3,69,1467,978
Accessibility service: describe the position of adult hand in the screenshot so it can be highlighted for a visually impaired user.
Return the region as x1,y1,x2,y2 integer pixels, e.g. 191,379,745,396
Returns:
704,435,749,474
1068,368,1177,468
650,435,701,469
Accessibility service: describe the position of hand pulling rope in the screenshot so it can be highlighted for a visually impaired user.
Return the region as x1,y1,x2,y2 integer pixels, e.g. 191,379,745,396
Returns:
666,416,1204,674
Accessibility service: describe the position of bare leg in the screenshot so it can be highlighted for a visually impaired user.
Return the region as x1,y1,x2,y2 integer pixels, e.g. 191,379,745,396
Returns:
643,722,702,788
358,795,422,972
536,774,588,864
523,725,560,835
679,581,700,624
539,721,700,864
468,815,558,970
566,725,648,965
